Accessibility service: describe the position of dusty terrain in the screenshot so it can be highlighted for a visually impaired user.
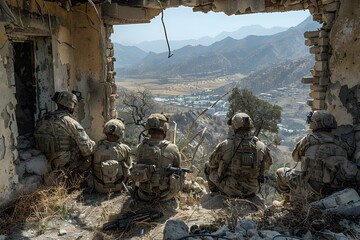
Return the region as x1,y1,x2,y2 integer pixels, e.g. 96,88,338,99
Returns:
117,74,244,96
1,182,264,240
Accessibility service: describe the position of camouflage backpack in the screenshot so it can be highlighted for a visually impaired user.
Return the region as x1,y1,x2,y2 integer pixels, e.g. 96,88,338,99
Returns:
319,143,357,184
229,136,262,178
93,140,130,193
34,112,72,154
131,139,179,195
303,135,357,187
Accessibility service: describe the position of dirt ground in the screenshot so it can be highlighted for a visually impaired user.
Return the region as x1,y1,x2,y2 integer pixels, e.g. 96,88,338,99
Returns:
3,189,239,240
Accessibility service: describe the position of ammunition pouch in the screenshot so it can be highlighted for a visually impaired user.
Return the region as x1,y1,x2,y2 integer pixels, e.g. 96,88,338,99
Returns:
101,160,121,184
169,174,181,194
131,164,155,183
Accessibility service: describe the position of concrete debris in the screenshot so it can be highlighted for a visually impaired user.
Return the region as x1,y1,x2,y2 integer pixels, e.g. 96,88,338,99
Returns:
311,188,360,216
163,220,189,240
58,228,67,236
258,230,281,239
25,154,47,176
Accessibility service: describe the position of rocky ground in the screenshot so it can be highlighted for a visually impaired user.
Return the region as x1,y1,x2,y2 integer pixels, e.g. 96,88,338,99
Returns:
2,177,360,240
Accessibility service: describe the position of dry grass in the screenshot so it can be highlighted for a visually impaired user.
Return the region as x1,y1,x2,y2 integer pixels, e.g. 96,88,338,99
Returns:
0,172,84,235
0,186,69,234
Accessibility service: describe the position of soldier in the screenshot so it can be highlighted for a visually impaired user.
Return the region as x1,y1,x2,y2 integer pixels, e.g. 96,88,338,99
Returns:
34,91,95,186
204,113,272,199
92,119,132,193
276,110,356,203
130,113,182,201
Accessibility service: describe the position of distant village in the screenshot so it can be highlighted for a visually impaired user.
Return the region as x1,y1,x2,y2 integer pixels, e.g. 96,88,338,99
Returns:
153,86,310,148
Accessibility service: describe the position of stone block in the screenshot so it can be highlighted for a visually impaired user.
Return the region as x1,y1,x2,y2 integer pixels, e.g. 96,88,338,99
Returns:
25,155,47,176
319,77,330,86
319,30,329,38
310,46,320,54
309,91,326,99
306,99,313,107
314,61,328,71
305,38,317,46
322,0,336,4
324,2,340,12
313,14,323,22
163,220,188,240
304,30,319,38
302,77,319,84
310,84,327,91
323,13,335,25
315,53,328,61
311,188,360,216
312,99,325,109
318,37,329,46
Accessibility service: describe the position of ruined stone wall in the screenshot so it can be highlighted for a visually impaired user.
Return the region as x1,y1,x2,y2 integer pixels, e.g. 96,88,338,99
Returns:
328,0,360,162
0,0,110,205
290,0,359,162
0,25,19,205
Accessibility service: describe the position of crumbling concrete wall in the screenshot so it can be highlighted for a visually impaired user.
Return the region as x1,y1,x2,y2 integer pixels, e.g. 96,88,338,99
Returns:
0,26,19,205
0,0,113,205
328,0,360,162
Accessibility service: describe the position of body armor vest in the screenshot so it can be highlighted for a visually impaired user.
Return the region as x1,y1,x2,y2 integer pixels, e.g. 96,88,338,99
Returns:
229,136,260,178
132,139,170,193
94,141,125,184
34,112,72,154
302,134,348,185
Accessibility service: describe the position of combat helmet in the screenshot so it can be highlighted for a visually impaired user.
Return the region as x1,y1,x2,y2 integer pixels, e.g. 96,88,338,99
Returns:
52,91,78,108
145,113,169,132
309,110,337,131
103,119,125,139
228,112,254,131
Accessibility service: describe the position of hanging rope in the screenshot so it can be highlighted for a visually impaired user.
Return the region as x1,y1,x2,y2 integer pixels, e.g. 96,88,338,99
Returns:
157,0,173,58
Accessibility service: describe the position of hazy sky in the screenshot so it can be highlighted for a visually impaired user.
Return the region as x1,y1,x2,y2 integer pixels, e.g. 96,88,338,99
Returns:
112,7,311,44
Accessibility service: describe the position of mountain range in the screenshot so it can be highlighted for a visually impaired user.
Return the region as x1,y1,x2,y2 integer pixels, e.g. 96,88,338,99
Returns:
115,16,319,79
126,25,287,53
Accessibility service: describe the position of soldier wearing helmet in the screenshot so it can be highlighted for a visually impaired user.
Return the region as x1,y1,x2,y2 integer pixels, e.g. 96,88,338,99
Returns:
130,113,182,202
204,112,272,201
34,91,95,186
276,110,355,204
92,118,131,193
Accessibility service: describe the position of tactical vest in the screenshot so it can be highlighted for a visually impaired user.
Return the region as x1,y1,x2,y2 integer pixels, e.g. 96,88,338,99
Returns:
34,112,72,154
302,134,350,185
93,140,127,193
131,139,171,194
228,136,261,178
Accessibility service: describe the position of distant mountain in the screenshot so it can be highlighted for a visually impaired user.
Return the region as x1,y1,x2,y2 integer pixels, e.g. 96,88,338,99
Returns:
118,16,320,78
113,43,147,68
212,55,314,95
131,25,287,53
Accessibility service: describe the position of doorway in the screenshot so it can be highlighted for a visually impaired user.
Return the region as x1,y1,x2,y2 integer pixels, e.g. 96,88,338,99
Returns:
13,41,36,136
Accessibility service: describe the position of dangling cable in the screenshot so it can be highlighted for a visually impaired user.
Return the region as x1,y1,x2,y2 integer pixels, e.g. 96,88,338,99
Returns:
157,0,173,58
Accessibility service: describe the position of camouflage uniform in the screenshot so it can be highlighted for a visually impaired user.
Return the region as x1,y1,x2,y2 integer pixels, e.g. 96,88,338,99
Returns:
276,110,356,202
34,91,95,185
130,114,182,201
206,113,272,197
93,119,132,193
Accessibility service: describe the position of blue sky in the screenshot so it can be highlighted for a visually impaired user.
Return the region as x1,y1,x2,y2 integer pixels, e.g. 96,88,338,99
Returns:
112,7,311,44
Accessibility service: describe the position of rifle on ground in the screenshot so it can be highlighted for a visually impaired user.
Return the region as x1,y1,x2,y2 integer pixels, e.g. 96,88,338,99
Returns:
166,164,194,174
102,208,163,231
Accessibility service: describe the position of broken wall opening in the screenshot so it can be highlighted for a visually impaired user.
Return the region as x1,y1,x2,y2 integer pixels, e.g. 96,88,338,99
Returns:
14,41,36,136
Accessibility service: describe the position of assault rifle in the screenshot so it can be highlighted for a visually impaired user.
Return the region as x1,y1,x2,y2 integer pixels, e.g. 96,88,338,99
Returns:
103,209,163,231
166,164,194,174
